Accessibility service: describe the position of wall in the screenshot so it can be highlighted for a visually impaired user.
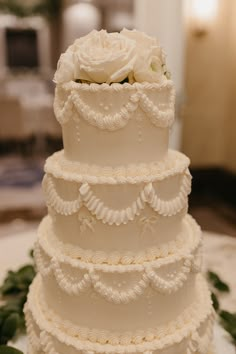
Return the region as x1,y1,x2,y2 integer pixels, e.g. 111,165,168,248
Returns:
182,0,236,171
225,0,236,171
134,0,185,151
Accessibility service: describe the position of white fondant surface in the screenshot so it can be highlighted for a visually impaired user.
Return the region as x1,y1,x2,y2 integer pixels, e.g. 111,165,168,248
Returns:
63,114,169,166
43,169,190,251
0,228,234,353
34,214,202,333
54,81,175,166
42,274,197,331
22,78,217,353
25,273,214,353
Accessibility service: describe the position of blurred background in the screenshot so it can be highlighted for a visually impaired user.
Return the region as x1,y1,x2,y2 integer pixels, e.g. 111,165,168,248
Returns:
0,0,235,238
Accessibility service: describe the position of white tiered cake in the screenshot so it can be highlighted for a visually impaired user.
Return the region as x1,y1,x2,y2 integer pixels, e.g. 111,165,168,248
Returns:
25,29,215,354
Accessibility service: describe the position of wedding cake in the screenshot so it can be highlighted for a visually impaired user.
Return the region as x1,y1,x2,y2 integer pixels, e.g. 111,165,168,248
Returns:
25,29,215,354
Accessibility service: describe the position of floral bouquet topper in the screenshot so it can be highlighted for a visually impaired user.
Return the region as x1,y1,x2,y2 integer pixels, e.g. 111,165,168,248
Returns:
54,29,171,85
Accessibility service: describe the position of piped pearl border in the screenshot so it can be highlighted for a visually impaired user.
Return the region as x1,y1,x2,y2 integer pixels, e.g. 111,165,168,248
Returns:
34,232,202,303
36,217,202,272
59,80,175,93
44,149,190,185
25,274,214,353
54,81,175,130
38,214,199,266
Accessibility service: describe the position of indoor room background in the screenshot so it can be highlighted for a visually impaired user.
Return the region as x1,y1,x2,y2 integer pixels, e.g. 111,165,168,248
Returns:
0,0,235,236
0,1,236,352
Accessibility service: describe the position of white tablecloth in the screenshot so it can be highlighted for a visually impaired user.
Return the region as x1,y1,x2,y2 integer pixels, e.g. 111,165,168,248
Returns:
1,77,61,139
0,229,235,353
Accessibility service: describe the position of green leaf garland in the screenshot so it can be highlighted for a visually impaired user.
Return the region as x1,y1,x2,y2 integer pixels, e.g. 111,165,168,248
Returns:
208,270,236,345
0,345,23,354
0,251,35,351
208,271,230,293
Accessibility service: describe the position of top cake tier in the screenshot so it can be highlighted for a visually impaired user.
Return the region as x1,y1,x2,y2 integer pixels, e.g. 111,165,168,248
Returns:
54,80,175,167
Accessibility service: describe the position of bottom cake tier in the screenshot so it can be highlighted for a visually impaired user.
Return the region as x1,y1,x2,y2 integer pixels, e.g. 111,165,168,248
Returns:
25,274,215,354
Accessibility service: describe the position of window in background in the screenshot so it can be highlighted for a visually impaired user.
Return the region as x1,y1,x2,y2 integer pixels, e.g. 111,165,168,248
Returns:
6,28,39,69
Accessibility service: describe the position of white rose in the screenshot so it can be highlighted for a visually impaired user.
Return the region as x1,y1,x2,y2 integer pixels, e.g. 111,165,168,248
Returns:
53,29,169,85
133,47,165,83
121,28,159,49
74,30,136,84
121,29,167,83
53,51,75,84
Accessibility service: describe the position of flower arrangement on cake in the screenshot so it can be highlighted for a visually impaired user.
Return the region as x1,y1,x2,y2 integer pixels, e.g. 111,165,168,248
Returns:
53,29,170,85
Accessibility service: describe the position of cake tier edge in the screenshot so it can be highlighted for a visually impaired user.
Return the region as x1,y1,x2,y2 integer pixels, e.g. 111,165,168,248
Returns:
25,274,215,354
55,81,175,167
44,149,190,185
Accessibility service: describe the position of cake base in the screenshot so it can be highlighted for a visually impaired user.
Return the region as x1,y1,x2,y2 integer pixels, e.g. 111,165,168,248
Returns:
27,346,215,354
25,274,215,354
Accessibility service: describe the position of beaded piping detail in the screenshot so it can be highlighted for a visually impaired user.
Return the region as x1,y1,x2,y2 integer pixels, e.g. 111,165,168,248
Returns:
25,274,214,352
34,231,202,302
59,80,175,93
25,305,41,352
37,213,201,271
42,172,191,223
44,149,190,185
54,81,175,130
187,321,214,354
38,214,199,265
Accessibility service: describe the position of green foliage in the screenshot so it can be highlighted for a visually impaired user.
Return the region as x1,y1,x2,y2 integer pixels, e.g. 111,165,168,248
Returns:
0,313,20,345
0,0,62,19
162,64,171,80
219,310,236,344
75,77,130,85
0,261,36,350
207,271,230,293
0,345,23,354
1,265,35,296
208,270,236,344
211,292,220,312
29,249,34,260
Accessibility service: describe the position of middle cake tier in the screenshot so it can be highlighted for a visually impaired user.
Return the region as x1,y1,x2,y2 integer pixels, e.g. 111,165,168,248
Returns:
34,213,203,334
43,149,191,254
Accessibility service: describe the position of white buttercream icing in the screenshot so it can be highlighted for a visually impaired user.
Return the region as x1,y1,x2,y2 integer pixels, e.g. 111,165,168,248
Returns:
42,171,191,222
25,30,214,354
25,274,214,353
